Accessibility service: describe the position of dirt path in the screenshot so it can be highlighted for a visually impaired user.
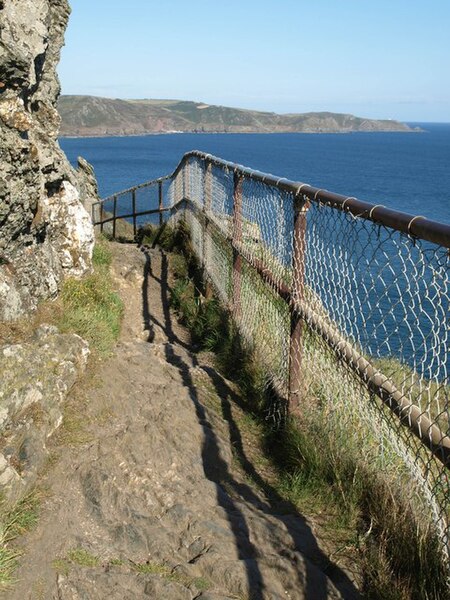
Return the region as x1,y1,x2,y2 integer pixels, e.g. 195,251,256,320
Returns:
7,243,360,600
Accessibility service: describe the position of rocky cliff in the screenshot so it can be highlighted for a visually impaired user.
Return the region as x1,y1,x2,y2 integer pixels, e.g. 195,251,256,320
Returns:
0,0,94,321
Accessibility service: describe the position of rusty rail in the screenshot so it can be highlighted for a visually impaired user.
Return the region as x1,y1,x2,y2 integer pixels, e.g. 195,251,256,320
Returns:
95,151,450,470
95,151,450,248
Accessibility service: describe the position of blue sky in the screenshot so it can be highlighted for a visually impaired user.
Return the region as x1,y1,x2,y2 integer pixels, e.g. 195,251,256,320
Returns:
59,1,450,122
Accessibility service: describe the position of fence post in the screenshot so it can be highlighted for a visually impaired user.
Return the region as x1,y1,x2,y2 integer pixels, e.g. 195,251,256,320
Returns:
183,158,190,201
112,195,117,239
232,171,243,319
289,194,310,414
202,162,214,297
158,181,163,227
131,189,137,239
100,202,105,235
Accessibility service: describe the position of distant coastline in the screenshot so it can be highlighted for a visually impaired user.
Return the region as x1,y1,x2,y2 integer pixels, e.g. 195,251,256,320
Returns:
59,129,423,139
58,95,417,138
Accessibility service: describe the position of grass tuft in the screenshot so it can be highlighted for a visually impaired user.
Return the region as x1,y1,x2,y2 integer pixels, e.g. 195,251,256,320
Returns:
67,548,100,568
57,236,123,356
0,491,41,588
132,560,211,590
51,558,70,576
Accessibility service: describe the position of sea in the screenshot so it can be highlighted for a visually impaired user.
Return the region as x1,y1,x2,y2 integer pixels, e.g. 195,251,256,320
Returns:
60,123,450,224
60,125,450,375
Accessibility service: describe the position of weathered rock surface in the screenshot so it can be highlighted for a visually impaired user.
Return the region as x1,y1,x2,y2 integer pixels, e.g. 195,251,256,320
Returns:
0,0,95,321
8,245,360,600
0,325,89,501
77,155,99,218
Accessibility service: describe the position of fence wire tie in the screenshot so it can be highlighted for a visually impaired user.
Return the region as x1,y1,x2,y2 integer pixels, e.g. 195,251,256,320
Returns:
368,204,386,220
342,197,357,212
295,183,309,197
313,188,324,201
407,215,426,237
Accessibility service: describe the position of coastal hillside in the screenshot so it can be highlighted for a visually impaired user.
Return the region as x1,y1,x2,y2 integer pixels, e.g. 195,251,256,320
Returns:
58,95,413,136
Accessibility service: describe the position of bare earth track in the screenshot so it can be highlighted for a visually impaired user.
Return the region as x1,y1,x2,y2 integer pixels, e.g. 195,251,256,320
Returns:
7,244,360,600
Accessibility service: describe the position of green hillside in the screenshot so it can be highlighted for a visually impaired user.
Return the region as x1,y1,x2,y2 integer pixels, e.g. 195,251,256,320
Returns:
58,95,413,137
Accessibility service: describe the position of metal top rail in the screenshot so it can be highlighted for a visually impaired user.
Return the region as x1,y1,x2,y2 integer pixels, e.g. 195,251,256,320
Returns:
97,150,450,248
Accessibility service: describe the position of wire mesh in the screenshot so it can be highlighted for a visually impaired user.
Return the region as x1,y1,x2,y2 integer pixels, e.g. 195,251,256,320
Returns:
99,151,450,560
166,154,450,559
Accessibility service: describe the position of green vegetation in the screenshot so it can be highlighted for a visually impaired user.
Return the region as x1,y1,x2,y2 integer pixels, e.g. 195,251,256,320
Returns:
58,237,123,357
131,561,211,591
52,547,100,576
67,547,101,567
146,221,449,600
0,492,41,587
58,95,413,137
52,549,211,592
0,236,123,350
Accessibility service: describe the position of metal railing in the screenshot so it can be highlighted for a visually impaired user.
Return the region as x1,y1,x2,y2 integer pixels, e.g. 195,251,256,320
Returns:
95,150,450,556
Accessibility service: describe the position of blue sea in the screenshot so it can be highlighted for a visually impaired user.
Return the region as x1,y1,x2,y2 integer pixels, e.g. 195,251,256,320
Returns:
60,126,449,375
60,123,450,224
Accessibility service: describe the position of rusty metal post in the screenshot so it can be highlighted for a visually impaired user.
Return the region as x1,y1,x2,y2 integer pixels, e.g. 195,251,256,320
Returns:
158,181,163,227
132,189,137,239
202,162,214,296
203,162,212,268
183,158,189,200
112,195,117,239
232,172,243,320
100,202,105,234
289,195,310,414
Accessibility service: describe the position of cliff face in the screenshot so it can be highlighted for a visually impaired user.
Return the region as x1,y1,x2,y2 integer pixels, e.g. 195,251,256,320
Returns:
0,0,94,321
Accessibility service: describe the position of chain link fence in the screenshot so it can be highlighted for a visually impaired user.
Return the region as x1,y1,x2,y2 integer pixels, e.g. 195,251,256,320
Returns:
96,150,450,560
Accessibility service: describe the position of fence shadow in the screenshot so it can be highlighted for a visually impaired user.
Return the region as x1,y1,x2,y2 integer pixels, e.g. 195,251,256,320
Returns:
140,245,361,600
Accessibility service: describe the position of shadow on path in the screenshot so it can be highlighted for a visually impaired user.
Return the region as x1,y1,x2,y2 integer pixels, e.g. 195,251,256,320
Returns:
141,245,192,351
140,245,360,600
202,364,360,600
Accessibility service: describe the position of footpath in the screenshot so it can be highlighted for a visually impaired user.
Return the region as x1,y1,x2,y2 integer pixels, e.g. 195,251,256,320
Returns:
8,244,360,600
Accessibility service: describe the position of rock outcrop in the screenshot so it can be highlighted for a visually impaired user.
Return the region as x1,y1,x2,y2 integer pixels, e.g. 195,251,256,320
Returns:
0,0,95,321
0,325,89,501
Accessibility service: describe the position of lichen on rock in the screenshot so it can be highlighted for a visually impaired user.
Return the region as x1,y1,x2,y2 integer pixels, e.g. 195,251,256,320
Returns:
0,0,96,321
0,324,90,501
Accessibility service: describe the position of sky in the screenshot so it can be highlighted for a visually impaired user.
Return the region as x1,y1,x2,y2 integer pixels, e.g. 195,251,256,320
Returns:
58,0,450,122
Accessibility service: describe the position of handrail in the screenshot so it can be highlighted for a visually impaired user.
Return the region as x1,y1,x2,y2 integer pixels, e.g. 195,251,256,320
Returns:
94,151,450,470
97,150,450,248
183,198,450,468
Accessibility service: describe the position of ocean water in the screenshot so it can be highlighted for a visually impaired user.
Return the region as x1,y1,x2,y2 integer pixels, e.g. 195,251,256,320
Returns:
60,126,450,373
60,123,450,224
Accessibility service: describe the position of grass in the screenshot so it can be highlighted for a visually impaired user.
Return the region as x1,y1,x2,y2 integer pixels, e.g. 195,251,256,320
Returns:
67,548,100,567
48,237,123,449
0,235,123,357
51,551,211,592
57,237,124,357
52,547,100,576
150,221,450,600
131,561,211,591
0,492,41,587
